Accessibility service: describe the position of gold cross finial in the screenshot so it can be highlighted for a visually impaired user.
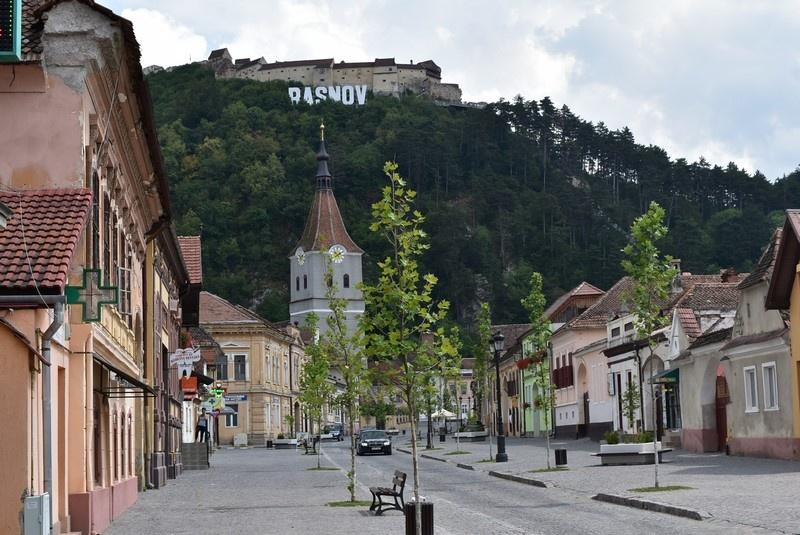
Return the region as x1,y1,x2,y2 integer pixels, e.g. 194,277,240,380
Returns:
320,121,325,141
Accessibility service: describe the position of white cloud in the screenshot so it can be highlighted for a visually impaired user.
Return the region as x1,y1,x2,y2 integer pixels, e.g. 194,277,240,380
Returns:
122,8,207,67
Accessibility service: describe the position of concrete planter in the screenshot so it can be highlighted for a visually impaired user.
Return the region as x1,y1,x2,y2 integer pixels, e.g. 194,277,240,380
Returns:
595,442,671,466
453,430,488,442
274,439,298,449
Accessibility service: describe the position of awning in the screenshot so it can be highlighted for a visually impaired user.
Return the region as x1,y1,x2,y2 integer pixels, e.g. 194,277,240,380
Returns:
93,353,155,398
649,367,679,385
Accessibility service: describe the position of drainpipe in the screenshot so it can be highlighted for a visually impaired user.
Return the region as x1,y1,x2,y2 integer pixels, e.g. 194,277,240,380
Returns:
0,294,65,535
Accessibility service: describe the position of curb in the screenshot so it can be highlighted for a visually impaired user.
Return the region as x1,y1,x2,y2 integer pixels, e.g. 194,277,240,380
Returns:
488,471,551,488
421,453,447,463
456,463,475,471
592,493,711,521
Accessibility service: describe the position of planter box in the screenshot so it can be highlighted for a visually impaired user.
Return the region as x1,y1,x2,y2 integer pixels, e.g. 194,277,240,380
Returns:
594,442,672,466
453,430,488,442
274,439,298,449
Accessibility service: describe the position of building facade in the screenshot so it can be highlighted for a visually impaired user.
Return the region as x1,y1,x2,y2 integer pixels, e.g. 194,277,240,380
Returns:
200,291,305,445
0,2,179,533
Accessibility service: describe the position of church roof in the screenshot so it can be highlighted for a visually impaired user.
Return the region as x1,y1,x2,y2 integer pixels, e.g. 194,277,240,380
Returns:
295,137,363,254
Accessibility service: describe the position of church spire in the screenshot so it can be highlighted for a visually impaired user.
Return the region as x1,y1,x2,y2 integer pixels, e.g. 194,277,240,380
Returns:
316,121,332,190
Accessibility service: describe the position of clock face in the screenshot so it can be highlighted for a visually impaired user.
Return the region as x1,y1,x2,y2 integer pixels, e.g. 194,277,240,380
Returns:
295,247,306,265
328,244,346,264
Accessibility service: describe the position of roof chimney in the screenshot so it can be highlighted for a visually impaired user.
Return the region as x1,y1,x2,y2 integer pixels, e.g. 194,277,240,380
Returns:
669,258,682,272
721,268,738,283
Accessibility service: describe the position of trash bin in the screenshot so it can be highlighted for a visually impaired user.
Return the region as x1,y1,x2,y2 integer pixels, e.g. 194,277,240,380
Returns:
555,448,567,466
439,433,446,443
404,502,434,535
266,439,273,449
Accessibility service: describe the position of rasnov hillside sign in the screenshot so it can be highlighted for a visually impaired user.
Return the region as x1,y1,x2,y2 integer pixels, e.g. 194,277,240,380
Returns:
289,85,368,106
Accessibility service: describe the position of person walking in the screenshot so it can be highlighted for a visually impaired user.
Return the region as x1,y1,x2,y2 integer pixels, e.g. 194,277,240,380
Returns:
195,408,209,443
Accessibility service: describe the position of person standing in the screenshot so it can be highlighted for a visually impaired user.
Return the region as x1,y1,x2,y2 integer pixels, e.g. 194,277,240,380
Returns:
195,408,209,443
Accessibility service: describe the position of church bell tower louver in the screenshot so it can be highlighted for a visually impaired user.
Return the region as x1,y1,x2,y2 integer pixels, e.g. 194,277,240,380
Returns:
289,124,364,336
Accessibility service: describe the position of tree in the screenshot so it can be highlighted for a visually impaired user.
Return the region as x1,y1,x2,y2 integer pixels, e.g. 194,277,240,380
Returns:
473,303,494,460
321,261,367,502
521,272,555,468
621,380,641,431
298,313,334,469
361,162,460,534
621,201,678,489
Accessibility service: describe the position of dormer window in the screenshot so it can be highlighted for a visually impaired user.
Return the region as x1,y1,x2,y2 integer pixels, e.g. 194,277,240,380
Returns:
611,326,621,338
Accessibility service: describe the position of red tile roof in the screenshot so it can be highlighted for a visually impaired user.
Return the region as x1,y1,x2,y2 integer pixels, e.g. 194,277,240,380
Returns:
200,291,260,324
177,235,202,284
766,211,800,309
739,229,781,290
0,188,91,294
544,281,604,320
675,307,701,338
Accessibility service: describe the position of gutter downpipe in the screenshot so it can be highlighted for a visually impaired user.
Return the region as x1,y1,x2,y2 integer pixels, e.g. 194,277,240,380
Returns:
0,294,65,535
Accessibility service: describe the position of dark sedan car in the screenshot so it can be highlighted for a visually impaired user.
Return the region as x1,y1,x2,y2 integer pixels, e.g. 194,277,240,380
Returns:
356,430,392,455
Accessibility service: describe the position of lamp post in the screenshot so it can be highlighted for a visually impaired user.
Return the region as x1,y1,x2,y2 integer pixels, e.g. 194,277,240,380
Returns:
492,331,508,462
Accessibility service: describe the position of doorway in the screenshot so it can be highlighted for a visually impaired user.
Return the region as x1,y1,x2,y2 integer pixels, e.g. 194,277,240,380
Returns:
715,372,730,451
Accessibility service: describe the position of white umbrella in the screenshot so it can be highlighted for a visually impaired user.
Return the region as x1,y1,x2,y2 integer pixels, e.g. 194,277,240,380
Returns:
431,408,456,419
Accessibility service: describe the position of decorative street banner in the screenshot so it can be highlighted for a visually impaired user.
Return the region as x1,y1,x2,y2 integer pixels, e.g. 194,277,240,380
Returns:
66,269,118,322
0,0,21,62
170,347,201,378
289,85,368,106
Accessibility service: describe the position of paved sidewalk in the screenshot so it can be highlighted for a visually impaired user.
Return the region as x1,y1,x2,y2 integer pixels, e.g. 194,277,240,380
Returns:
106,447,401,535
403,435,800,533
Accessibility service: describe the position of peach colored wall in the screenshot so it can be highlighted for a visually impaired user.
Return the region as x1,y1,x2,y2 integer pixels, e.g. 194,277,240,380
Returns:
551,327,605,407
0,328,33,534
0,66,84,190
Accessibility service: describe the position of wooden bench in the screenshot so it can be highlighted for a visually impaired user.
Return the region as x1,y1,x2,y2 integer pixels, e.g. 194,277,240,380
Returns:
369,470,406,515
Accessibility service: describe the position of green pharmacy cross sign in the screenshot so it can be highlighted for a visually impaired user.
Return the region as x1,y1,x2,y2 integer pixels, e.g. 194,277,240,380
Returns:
66,269,119,322
0,0,22,62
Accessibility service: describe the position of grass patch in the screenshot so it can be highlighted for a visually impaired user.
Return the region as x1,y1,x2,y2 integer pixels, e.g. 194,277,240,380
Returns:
629,485,693,493
327,500,372,507
476,459,496,463
444,450,471,455
529,467,569,473
306,466,340,471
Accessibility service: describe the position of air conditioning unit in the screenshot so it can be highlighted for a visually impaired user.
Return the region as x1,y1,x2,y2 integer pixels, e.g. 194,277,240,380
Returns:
23,493,49,535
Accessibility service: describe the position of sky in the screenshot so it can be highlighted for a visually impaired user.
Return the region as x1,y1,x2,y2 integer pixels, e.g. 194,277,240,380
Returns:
104,0,800,180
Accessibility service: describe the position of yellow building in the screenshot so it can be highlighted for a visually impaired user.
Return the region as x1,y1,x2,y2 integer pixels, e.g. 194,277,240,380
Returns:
199,292,306,445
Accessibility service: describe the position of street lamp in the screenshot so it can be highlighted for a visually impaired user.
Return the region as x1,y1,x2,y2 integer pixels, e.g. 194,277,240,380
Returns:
492,331,508,462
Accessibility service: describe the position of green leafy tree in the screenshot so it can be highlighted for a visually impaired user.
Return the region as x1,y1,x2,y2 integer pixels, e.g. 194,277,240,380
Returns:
521,272,555,468
321,261,367,502
361,162,460,534
621,201,678,489
473,303,494,459
621,380,641,431
299,313,334,469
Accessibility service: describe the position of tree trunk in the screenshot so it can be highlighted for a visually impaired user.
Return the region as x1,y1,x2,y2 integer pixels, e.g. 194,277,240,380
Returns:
650,346,659,488
349,404,357,502
317,416,322,469
409,398,422,535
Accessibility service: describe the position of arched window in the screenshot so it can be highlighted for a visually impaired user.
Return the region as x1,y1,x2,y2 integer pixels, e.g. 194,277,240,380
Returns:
295,276,300,291
343,274,350,288
303,275,307,289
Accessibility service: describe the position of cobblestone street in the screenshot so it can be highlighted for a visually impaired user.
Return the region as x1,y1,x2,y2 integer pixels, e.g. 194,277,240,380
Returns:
105,441,790,534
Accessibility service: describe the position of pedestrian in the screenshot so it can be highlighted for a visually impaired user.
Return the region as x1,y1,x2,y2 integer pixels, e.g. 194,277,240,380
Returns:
195,408,209,443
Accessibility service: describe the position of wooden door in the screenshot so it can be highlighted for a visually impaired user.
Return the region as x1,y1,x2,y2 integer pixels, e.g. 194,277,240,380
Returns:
715,375,730,451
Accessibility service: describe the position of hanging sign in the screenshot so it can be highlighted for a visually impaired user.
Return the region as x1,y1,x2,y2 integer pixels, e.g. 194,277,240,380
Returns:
288,85,368,106
170,347,201,377
66,269,119,322
0,0,21,62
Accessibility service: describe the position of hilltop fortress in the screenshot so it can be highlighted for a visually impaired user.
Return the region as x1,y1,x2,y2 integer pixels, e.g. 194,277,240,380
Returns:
207,48,463,103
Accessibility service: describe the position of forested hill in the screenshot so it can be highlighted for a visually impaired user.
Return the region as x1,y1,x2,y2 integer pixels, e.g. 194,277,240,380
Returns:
147,63,800,328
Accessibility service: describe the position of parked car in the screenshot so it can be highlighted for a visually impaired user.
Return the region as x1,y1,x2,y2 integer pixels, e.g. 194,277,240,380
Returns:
329,423,344,441
357,429,392,455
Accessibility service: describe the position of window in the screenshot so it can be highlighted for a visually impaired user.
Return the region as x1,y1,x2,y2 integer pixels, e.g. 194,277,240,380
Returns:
343,274,350,288
234,354,247,381
225,404,239,427
91,171,100,267
460,383,467,395
762,362,778,410
103,193,111,283
265,356,271,381
624,322,634,332
744,366,758,412
296,277,300,291
215,354,228,381
611,326,621,337
303,275,307,289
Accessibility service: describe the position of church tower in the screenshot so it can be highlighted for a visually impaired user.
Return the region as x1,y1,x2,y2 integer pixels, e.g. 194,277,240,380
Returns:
289,125,364,336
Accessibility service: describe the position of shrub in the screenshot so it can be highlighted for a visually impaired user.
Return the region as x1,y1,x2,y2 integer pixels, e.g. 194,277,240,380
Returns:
636,431,654,443
277,433,285,440
603,431,620,444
